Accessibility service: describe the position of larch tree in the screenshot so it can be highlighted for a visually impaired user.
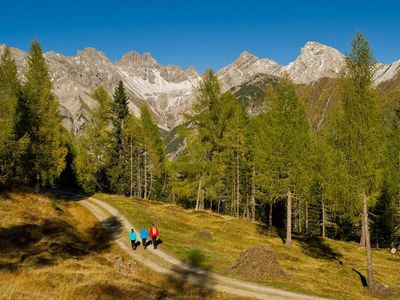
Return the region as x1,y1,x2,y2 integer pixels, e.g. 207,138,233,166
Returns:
256,77,311,247
328,32,386,286
18,40,66,190
75,85,111,192
139,105,167,200
0,47,28,183
183,69,223,210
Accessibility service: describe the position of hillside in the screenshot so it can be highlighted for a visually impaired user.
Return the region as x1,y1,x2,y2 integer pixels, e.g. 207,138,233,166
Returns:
94,193,400,300
0,190,234,299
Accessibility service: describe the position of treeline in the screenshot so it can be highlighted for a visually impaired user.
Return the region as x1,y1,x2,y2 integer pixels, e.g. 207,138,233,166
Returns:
1,34,400,286
74,81,167,198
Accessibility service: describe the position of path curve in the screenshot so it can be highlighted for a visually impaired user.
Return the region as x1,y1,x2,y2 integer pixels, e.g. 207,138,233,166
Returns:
80,196,325,300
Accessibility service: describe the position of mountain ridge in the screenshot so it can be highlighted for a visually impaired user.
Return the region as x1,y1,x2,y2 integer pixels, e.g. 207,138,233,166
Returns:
1,42,399,132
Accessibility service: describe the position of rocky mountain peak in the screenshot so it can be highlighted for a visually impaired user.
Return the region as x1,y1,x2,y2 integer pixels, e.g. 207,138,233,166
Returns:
118,51,158,66
76,47,109,63
285,42,344,84
217,51,282,91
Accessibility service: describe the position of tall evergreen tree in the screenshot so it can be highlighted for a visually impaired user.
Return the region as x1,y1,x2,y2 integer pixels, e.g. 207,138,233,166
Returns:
0,47,28,183
328,32,386,286
140,106,167,199
18,40,66,190
75,85,111,191
108,80,130,193
254,77,311,247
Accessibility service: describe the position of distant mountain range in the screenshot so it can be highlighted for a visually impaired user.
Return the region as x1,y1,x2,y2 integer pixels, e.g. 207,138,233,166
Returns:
1,42,400,134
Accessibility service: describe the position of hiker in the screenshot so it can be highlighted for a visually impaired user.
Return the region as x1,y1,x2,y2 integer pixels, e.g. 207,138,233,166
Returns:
140,227,149,249
129,229,140,250
149,224,161,249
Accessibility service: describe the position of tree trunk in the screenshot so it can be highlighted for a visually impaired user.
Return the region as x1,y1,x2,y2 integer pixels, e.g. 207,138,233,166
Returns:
360,218,366,247
251,165,256,223
298,198,302,234
144,151,147,200
130,133,133,197
136,152,141,198
286,190,292,247
35,172,40,193
148,165,153,200
217,197,221,214
199,191,204,210
362,192,374,286
269,203,273,228
322,200,326,238
305,200,309,235
236,149,240,218
196,177,203,210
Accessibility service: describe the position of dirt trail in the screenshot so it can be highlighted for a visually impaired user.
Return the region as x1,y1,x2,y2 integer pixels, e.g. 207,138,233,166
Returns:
80,196,325,300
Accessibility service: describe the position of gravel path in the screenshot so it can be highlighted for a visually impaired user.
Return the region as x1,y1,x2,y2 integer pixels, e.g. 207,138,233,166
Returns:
79,196,325,300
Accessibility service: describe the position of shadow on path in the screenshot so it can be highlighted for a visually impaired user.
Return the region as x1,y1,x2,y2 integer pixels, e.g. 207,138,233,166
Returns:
156,249,214,299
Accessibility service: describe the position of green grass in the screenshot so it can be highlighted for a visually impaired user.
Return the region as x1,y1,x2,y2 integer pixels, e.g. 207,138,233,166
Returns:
96,193,400,300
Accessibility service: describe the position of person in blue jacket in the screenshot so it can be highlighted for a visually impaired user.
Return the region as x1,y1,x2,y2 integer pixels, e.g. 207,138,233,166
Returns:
140,227,149,249
129,229,139,250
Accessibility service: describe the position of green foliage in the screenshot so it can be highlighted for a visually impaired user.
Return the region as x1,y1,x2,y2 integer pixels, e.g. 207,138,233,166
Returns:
108,81,130,193
175,70,250,213
75,85,112,192
254,77,311,199
327,32,386,216
0,47,28,182
18,40,67,188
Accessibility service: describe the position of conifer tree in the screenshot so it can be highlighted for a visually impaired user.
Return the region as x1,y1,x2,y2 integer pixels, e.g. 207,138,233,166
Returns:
328,32,386,286
75,85,111,191
140,106,167,199
108,80,130,193
0,47,28,183
19,40,66,190
255,77,311,247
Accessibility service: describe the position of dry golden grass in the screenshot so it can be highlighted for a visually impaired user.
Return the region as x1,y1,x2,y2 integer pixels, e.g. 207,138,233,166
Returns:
96,193,400,300
0,191,233,300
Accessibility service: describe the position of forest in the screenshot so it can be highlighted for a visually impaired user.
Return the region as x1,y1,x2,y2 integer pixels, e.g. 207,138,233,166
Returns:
1,33,399,287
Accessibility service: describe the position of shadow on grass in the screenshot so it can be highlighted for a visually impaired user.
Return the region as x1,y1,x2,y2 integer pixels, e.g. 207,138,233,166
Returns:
298,237,343,262
0,216,122,270
255,224,287,245
352,269,368,287
157,249,214,299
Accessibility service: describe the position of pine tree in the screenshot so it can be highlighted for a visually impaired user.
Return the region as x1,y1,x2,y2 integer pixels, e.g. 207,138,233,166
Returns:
0,46,28,183
328,32,386,286
19,40,66,190
255,77,311,247
108,80,130,193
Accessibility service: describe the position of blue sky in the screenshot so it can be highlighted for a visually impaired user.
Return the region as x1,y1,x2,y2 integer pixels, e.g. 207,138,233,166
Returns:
1,0,400,72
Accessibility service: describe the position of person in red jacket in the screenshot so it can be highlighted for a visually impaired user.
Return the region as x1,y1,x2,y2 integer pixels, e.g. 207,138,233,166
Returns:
149,224,160,249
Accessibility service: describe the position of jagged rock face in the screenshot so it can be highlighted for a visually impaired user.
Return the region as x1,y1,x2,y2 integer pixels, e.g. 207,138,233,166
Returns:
0,45,200,133
217,52,282,91
1,42,399,134
284,42,345,84
375,61,400,84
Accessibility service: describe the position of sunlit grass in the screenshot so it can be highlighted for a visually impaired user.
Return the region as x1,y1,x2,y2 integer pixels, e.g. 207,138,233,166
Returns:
0,191,235,299
96,193,400,300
